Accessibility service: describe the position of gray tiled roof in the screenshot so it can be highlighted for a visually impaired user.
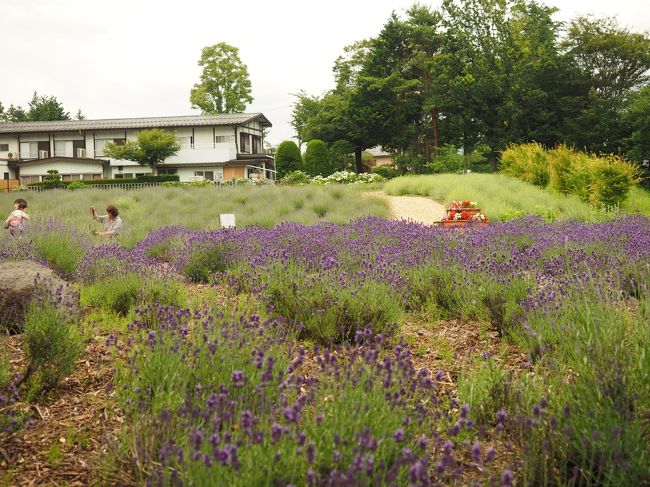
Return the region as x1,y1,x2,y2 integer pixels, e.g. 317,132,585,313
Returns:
0,113,271,134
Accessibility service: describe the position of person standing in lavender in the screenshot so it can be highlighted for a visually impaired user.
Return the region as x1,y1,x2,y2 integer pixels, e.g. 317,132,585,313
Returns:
90,204,123,237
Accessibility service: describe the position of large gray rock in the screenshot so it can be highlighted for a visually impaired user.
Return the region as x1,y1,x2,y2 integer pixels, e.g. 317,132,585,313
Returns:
0,260,79,332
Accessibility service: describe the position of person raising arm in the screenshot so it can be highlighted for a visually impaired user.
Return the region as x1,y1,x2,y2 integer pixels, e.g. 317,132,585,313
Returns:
91,204,123,237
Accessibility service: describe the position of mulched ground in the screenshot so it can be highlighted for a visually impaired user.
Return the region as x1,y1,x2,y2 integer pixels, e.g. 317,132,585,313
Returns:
0,332,130,486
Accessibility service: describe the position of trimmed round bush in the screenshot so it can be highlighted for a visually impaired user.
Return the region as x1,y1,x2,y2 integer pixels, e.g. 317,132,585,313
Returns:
275,141,302,178
303,139,332,176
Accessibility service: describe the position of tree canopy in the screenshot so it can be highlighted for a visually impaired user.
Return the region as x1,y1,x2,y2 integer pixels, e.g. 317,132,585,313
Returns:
0,91,73,122
290,0,650,174
190,43,253,114
104,129,180,176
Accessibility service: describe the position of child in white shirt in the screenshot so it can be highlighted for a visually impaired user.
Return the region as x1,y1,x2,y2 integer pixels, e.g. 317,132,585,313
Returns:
3,198,29,237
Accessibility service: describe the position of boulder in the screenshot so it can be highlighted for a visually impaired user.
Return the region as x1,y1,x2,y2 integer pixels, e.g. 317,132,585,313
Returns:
0,260,79,332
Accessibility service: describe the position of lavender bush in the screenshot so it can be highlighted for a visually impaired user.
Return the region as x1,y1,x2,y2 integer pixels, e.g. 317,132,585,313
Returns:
1,208,648,484
116,307,509,486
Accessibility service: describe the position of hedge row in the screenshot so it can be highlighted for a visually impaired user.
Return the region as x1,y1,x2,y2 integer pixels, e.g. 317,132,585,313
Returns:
28,174,179,188
500,143,639,207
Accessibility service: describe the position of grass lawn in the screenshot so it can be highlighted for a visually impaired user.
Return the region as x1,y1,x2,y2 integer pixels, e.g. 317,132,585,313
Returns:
384,173,648,221
0,183,389,246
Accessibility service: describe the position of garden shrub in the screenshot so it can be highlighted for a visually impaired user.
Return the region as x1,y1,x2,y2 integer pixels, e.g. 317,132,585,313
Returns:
303,139,332,176
547,145,591,199
500,143,550,187
512,276,650,486
66,181,90,190
480,278,529,338
275,140,303,178
311,171,384,185
135,175,180,183
371,165,401,179
22,298,82,395
588,155,638,207
311,203,328,218
280,170,311,185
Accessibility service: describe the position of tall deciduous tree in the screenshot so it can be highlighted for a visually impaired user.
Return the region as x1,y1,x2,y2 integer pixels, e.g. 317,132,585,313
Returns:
190,43,253,114
624,85,650,186
563,17,650,104
290,91,321,149
104,129,180,176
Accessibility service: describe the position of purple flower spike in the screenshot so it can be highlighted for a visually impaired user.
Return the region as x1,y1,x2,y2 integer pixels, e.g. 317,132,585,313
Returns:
393,428,405,442
501,469,514,486
471,442,481,461
231,370,246,387
460,404,470,418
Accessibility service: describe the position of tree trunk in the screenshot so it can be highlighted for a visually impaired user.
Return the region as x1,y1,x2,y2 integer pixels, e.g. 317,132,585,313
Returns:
489,153,497,172
151,164,158,176
354,147,364,173
424,132,431,163
431,107,439,158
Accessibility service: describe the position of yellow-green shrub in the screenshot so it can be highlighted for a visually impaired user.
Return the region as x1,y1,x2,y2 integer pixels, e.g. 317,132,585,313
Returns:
547,145,591,200
588,155,638,207
500,143,550,187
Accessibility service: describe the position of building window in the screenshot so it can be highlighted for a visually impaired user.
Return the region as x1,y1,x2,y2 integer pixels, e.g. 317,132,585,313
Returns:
252,135,262,154
194,170,215,181
19,142,40,158
20,175,41,185
82,173,101,180
215,135,227,144
239,132,250,153
54,140,74,157
62,174,82,182
158,167,177,175
115,173,134,179
0,144,8,152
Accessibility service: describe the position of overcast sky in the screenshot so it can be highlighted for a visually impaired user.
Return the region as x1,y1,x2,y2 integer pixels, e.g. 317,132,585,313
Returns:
2,0,649,145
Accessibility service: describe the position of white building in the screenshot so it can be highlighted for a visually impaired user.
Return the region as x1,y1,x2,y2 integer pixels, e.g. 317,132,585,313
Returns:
0,113,274,185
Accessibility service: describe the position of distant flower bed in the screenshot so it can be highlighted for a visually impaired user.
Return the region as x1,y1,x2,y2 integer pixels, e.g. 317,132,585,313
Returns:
281,170,384,185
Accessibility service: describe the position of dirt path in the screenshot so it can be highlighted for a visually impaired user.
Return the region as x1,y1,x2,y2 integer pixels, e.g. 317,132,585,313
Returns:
366,191,447,224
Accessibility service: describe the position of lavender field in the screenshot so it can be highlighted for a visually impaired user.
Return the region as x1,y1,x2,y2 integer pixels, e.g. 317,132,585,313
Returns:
1,212,649,485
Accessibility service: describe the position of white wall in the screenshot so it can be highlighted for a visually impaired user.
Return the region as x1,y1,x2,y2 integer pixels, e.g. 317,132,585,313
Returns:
19,160,103,176
0,137,19,157
0,162,10,179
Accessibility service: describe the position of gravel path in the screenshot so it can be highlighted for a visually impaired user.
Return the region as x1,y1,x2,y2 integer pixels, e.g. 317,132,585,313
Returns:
366,191,447,225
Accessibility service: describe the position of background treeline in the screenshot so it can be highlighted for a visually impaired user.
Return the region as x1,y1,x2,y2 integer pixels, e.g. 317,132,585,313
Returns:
288,0,650,183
